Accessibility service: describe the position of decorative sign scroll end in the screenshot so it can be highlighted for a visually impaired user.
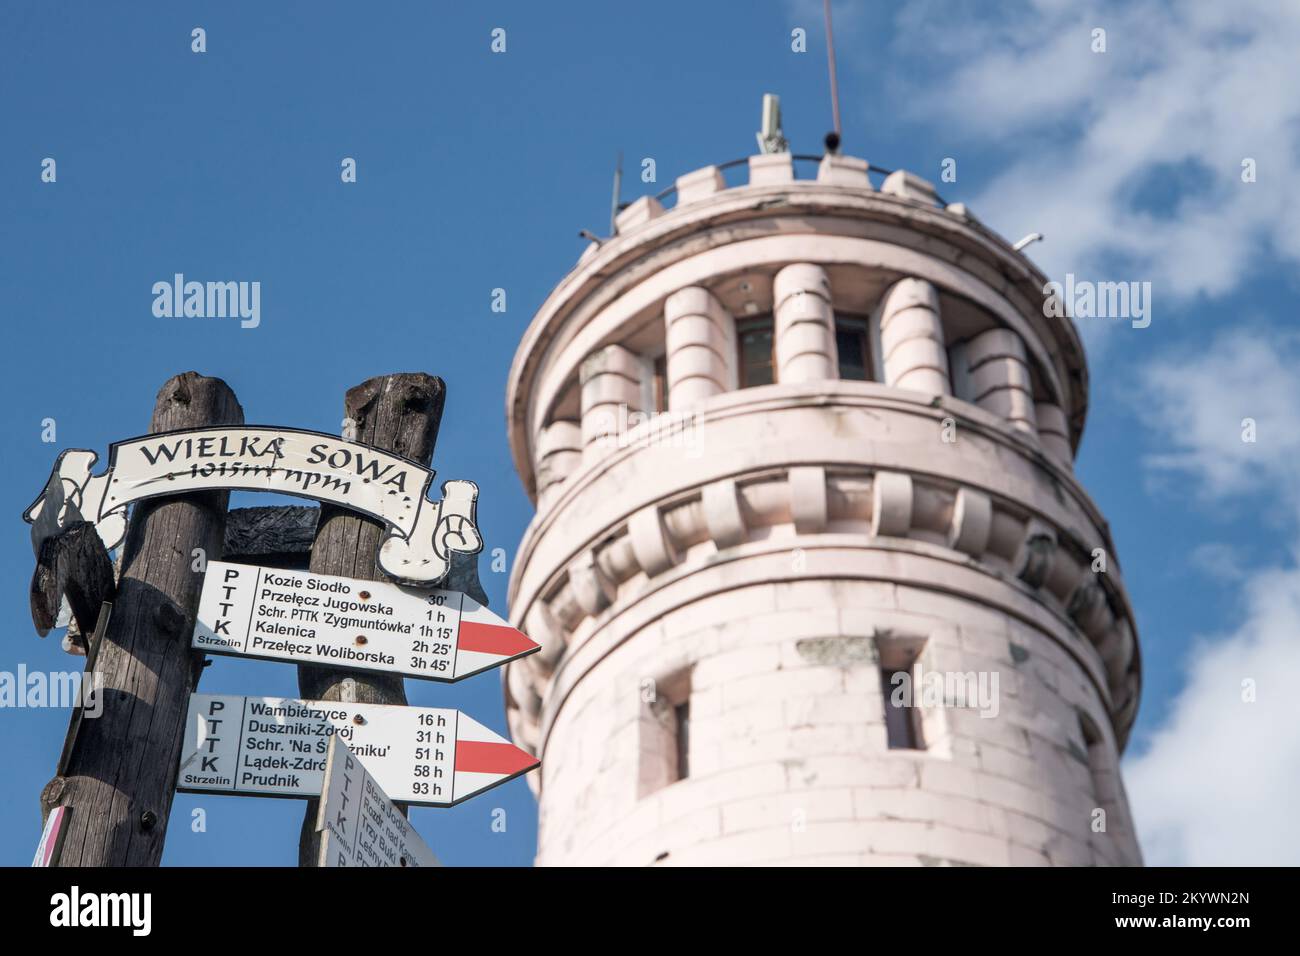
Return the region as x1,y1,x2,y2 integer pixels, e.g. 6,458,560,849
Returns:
24,448,124,554
377,478,484,587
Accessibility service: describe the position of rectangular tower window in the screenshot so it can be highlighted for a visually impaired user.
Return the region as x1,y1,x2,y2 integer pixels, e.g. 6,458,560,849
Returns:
880,665,924,750
737,317,775,388
835,320,871,381
875,636,928,752
1079,713,1114,806
674,701,690,780
637,670,692,798
652,353,668,412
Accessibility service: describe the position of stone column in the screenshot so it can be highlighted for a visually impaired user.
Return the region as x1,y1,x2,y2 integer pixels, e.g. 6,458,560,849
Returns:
773,263,837,384
580,344,643,454
664,287,734,408
877,277,951,395
1035,401,1073,467
535,420,582,506
964,328,1037,435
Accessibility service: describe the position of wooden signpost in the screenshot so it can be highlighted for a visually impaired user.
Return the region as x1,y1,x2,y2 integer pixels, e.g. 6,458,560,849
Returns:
26,370,539,868
24,425,484,587
297,372,443,865
35,372,243,867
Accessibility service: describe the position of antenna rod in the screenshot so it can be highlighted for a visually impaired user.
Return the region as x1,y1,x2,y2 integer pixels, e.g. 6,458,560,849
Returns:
610,151,623,236
823,0,842,137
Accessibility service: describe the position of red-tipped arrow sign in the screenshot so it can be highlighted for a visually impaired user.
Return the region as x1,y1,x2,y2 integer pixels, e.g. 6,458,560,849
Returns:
178,693,540,806
191,560,538,682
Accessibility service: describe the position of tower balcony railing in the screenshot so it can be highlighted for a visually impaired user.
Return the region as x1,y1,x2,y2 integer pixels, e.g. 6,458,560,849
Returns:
625,153,952,216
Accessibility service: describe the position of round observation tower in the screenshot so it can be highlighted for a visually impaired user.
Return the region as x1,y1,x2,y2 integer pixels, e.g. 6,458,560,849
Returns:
501,128,1142,867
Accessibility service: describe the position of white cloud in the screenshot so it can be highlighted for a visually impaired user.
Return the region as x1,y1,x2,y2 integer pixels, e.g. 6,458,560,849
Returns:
883,0,1300,313
1187,542,1248,583
1124,331,1300,864
1137,330,1300,504
1124,565,1300,865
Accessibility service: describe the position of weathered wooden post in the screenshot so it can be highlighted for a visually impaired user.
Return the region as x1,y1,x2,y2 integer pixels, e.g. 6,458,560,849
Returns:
41,371,243,866
297,372,445,865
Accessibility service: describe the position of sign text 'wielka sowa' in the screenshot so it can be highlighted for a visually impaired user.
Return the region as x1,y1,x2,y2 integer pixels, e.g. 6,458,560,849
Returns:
24,426,482,586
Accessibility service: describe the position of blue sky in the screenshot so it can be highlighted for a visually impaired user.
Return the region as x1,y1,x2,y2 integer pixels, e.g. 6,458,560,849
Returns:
2,0,1297,866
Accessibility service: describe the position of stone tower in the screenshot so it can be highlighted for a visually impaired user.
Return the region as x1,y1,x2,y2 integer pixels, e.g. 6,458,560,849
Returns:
501,141,1143,866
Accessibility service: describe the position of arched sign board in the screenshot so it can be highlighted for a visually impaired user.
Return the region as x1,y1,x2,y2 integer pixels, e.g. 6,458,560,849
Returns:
23,425,482,587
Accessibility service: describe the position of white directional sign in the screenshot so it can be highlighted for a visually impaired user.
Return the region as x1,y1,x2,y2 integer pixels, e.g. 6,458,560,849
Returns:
317,736,440,868
192,561,538,682
177,693,539,806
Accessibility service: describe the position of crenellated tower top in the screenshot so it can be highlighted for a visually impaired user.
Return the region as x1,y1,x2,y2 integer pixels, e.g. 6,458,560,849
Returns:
506,147,1090,501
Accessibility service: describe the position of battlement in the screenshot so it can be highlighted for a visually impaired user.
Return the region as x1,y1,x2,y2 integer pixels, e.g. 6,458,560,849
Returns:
508,151,1090,503
604,153,959,241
